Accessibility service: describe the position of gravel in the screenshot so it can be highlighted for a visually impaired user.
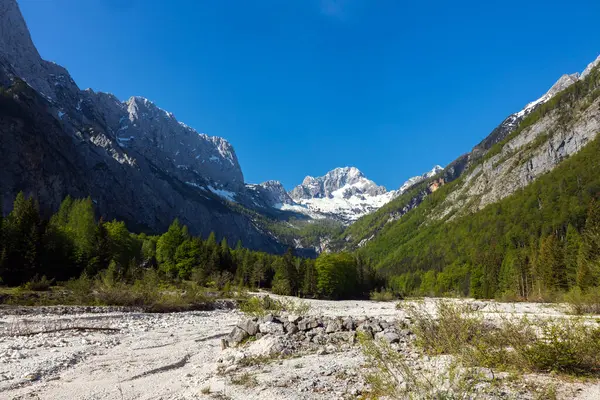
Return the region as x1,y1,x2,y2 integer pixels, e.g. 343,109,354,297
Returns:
0,297,597,399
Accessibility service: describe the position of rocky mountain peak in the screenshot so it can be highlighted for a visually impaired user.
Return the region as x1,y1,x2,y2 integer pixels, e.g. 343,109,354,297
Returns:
544,73,580,99
291,166,382,200
580,54,600,80
0,0,72,100
398,165,444,193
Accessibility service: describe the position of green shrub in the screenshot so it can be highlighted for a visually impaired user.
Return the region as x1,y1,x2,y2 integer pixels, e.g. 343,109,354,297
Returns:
408,301,600,377
564,286,600,314
369,288,400,302
239,295,311,317
22,275,54,291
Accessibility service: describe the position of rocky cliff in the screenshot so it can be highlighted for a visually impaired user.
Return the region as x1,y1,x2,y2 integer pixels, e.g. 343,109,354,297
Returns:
0,0,281,251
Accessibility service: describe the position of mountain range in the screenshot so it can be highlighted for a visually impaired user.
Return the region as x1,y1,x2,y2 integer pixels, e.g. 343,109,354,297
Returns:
1,0,599,257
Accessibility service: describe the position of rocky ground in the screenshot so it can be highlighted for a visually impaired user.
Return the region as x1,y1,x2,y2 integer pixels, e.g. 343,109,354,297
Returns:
0,297,599,399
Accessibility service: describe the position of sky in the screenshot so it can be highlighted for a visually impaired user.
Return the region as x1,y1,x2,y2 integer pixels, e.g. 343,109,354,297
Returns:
18,0,600,190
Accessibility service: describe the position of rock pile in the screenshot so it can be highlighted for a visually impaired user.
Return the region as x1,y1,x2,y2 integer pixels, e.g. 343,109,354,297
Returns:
225,313,412,353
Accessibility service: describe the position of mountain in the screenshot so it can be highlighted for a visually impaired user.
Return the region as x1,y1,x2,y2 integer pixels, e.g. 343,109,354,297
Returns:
280,166,443,223
398,166,444,193
0,0,290,251
340,53,600,270
0,0,424,253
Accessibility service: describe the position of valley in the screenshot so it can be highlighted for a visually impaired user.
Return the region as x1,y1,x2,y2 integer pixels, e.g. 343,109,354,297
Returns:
2,0,600,398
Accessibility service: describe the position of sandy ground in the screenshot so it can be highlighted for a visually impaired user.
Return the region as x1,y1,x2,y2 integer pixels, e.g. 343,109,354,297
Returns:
0,298,598,399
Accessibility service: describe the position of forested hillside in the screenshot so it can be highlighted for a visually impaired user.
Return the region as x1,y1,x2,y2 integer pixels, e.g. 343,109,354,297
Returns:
353,65,600,298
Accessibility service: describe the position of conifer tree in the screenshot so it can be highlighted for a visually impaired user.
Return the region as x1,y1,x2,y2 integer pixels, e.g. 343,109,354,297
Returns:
564,224,582,287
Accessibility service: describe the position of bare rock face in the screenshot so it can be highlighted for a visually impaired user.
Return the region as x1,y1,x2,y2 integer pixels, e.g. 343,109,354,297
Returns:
245,180,295,208
290,167,386,200
0,0,68,100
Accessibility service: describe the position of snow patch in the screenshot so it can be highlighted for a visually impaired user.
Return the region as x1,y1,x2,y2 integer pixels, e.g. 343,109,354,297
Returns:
208,186,237,202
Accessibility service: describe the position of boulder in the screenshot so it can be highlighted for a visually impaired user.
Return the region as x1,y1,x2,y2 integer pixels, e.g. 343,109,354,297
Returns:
325,318,343,334
246,336,287,357
312,334,327,345
260,314,275,323
342,317,355,331
356,324,374,339
288,314,301,323
375,330,400,344
284,322,299,335
298,318,319,331
238,319,259,336
227,326,249,346
259,321,285,335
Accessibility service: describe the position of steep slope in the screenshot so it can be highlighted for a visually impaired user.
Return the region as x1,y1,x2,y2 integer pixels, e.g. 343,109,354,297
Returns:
341,55,600,250
0,0,285,251
352,59,600,284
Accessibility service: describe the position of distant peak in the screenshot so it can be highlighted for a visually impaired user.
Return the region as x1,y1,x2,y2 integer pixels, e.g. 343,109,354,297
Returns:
544,73,580,98
581,54,600,80
260,180,285,188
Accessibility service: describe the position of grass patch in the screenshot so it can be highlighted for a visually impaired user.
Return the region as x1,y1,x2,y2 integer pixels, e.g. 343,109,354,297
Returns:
407,301,600,376
369,288,401,302
239,295,311,317
230,372,258,387
21,275,54,292
358,332,480,399
1,269,222,312
564,287,600,315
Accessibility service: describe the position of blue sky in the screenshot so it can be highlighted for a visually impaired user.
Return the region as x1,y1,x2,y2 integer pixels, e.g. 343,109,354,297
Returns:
19,0,600,190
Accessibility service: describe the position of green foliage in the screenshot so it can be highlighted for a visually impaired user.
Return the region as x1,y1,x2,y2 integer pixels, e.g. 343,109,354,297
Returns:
156,219,189,277
239,295,311,317
563,286,600,315
0,192,42,285
358,330,480,399
407,301,600,377
315,252,358,299
22,275,54,291
369,288,398,301
354,133,600,299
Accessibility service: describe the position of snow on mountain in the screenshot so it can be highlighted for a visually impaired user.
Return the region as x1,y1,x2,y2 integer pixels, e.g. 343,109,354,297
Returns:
509,57,600,123
282,166,442,223
580,54,600,80
398,165,444,194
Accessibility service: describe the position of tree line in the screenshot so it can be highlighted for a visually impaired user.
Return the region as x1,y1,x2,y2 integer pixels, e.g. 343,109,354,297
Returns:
0,194,381,299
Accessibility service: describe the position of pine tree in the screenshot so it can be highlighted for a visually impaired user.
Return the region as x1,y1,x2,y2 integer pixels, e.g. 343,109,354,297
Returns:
535,234,566,292
564,224,582,287
86,218,112,276
0,193,42,285
301,259,318,297
251,255,266,288
66,198,97,270
576,201,600,288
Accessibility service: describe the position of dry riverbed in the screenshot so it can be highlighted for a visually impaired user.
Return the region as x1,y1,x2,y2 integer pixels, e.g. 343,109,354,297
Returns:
0,297,599,399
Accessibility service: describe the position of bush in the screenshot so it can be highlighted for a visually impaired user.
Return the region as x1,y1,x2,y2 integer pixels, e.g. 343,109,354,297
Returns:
564,286,600,315
64,274,94,304
239,295,311,317
358,331,479,399
22,275,54,291
370,288,400,302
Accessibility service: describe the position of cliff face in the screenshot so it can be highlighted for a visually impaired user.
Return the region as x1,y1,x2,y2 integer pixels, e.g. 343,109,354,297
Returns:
436,92,600,221
0,0,282,251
